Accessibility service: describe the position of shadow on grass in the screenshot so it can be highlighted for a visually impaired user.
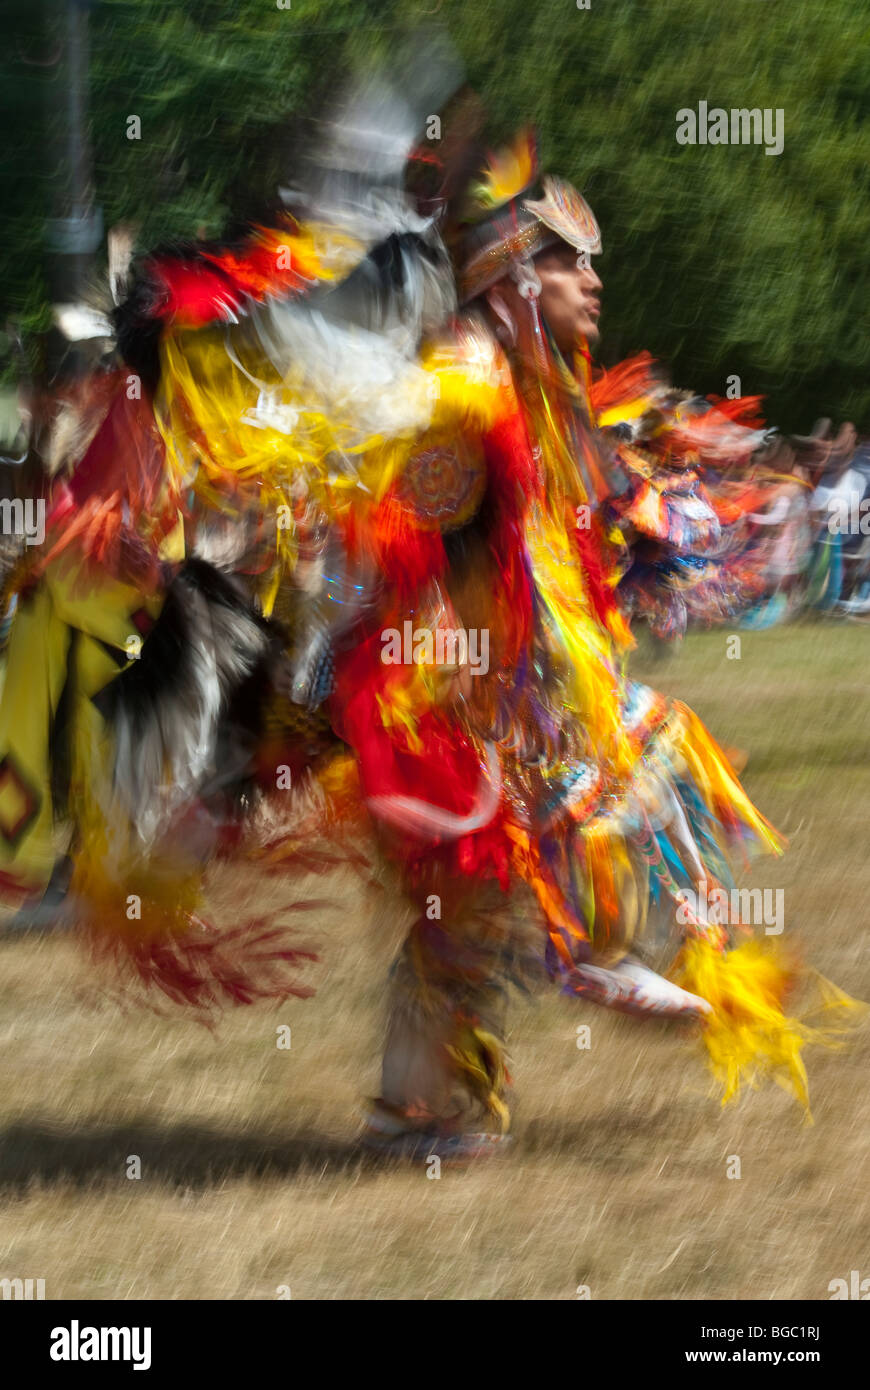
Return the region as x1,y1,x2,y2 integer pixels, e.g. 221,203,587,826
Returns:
0,1121,376,1191
0,1100,693,1190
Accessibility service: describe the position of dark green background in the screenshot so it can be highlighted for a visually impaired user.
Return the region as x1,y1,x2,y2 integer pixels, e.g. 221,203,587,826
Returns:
3,0,868,430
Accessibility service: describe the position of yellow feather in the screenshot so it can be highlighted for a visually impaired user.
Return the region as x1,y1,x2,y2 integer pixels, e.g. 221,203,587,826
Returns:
467,130,537,214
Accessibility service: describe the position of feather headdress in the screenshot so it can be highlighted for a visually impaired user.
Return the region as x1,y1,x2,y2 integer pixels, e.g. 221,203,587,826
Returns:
457,131,601,302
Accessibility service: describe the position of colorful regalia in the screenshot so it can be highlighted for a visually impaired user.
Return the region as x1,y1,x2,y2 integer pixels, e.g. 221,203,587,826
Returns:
579,358,829,640
0,118,859,1151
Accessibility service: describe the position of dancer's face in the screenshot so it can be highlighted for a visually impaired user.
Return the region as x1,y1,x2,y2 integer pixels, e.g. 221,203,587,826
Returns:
533,242,602,353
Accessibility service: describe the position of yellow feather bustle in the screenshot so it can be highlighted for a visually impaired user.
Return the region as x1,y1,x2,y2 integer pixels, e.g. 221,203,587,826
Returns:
465,129,538,217
155,328,506,515
671,935,865,1119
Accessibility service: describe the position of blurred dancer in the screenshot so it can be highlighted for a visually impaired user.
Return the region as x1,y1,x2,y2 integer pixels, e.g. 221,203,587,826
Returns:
349,136,856,1154
0,121,855,1151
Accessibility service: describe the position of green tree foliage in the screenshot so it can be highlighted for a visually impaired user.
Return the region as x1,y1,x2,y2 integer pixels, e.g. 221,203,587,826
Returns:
447,0,870,429
3,0,868,429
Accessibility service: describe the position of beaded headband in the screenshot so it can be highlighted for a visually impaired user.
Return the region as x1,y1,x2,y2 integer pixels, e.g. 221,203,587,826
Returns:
459,172,602,303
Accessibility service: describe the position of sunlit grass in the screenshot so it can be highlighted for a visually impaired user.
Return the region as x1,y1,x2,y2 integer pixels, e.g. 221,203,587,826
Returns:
0,621,867,1299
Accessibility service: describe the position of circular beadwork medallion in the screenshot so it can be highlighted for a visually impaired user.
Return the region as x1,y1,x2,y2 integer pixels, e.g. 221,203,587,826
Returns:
395,440,487,530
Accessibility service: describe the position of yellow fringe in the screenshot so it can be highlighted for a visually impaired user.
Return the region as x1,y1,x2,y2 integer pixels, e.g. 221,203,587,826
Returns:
671,936,865,1119
445,1019,511,1133
671,702,784,856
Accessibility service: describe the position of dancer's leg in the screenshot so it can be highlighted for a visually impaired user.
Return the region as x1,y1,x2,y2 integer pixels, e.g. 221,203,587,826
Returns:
366,897,515,1149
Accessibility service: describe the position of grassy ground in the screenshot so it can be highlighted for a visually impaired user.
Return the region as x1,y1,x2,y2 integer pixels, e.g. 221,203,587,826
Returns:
0,619,868,1300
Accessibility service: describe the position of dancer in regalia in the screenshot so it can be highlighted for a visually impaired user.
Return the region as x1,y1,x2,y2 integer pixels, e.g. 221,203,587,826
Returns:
345,134,859,1153
0,112,857,1154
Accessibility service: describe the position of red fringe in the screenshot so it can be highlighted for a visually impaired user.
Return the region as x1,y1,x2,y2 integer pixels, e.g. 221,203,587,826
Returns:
86,910,319,1019
589,351,660,415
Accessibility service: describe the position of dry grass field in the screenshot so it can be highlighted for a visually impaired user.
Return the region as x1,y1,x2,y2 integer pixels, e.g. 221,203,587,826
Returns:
0,619,868,1300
